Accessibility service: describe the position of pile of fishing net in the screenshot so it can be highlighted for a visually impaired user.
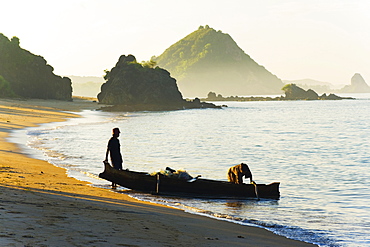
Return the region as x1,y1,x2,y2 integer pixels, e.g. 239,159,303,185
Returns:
150,167,193,180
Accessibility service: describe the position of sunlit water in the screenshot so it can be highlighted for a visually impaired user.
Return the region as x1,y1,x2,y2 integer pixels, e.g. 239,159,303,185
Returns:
9,94,370,247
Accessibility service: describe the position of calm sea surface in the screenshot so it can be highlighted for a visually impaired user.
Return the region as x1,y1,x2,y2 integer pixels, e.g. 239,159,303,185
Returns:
9,94,370,246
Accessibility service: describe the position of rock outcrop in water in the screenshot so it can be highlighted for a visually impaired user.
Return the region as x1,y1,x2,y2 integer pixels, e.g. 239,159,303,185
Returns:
282,84,353,100
204,84,354,101
339,73,370,93
0,34,72,100
97,55,220,111
282,84,319,100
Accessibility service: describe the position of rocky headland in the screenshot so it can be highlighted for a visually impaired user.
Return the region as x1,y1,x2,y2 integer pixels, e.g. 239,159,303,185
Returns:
205,84,354,101
97,55,220,111
0,34,72,100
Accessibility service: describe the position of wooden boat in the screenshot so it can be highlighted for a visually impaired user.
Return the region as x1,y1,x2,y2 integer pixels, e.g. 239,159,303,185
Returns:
99,162,280,199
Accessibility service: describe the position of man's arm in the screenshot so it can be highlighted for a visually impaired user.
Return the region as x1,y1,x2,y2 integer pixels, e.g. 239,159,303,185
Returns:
104,148,109,161
105,140,110,161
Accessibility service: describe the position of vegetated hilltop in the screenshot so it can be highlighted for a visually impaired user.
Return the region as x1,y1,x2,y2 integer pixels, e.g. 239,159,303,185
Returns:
154,25,284,98
0,33,72,100
97,54,219,111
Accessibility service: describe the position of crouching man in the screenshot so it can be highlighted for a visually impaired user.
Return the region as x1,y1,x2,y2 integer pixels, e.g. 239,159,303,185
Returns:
227,163,254,184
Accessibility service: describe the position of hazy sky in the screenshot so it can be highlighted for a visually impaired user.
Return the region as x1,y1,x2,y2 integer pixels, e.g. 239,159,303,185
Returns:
1,0,369,85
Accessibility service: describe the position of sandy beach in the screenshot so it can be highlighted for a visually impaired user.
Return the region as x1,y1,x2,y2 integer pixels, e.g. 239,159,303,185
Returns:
0,97,317,247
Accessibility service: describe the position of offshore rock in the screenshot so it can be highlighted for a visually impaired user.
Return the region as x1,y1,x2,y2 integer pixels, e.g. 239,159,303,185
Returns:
205,84,354,101
282,84,319,100
283,84,353,100
98,55,183,105
97,55,220,111
340,73,370,93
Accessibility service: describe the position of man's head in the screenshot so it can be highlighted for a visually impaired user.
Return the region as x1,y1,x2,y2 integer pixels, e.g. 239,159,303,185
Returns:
240,163,251,176
112,128,120,137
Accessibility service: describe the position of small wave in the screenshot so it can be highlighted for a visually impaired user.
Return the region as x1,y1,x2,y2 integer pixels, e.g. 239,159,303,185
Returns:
27,129,47,136
26,127,58,136
118,192,338,247
81,171,102,180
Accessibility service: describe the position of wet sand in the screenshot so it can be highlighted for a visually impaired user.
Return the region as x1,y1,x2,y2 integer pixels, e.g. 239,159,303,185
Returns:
0,97,317,246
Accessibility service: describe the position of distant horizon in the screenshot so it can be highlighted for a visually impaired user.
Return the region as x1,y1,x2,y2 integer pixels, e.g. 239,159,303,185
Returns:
2,1,369,86
66,74,352,87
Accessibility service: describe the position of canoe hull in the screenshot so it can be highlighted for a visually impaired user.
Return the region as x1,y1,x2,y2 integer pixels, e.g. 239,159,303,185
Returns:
99,163,280,199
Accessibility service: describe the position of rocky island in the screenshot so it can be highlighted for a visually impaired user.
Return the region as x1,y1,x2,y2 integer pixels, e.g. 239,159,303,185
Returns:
205,84,354,101
97,55,220,111
340,73,370,93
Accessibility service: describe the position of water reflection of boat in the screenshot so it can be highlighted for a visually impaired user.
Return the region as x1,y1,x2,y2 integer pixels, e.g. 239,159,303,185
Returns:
99,162,280,199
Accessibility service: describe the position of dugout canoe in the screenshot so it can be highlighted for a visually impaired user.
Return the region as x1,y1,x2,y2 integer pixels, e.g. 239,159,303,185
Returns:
99,162,280,199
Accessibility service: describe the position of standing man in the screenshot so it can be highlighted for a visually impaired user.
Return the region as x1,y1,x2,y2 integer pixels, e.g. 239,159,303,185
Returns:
105,127,123,188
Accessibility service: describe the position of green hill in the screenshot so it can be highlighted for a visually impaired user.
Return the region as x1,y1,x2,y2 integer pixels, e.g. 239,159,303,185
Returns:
0,34,72,100
154,25,284,97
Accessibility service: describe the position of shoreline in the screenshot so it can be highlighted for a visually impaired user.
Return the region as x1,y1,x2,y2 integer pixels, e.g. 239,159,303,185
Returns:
0,97,317,246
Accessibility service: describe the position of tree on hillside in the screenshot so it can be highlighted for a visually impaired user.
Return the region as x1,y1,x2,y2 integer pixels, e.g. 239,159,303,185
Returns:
141,59,157,68
0,75,17,97
10,36,20,46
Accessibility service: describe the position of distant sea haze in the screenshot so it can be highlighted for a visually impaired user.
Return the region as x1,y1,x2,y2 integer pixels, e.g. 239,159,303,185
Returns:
10,93,370,247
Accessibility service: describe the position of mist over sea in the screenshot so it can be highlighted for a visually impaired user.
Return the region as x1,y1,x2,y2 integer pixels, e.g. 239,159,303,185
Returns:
10,94,370,247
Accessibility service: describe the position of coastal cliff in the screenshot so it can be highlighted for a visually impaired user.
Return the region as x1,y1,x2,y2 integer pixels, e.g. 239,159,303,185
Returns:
0,34,72,100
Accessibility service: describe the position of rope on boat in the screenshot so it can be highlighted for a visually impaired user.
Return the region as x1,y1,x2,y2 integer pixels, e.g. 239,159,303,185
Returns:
251,181,260,200
156,173,160,194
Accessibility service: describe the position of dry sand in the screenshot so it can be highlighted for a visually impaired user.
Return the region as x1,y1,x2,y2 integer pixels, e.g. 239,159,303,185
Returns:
0,97,317,247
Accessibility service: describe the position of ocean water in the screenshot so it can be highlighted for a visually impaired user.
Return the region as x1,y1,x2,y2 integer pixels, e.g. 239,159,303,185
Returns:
9,94,370,247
